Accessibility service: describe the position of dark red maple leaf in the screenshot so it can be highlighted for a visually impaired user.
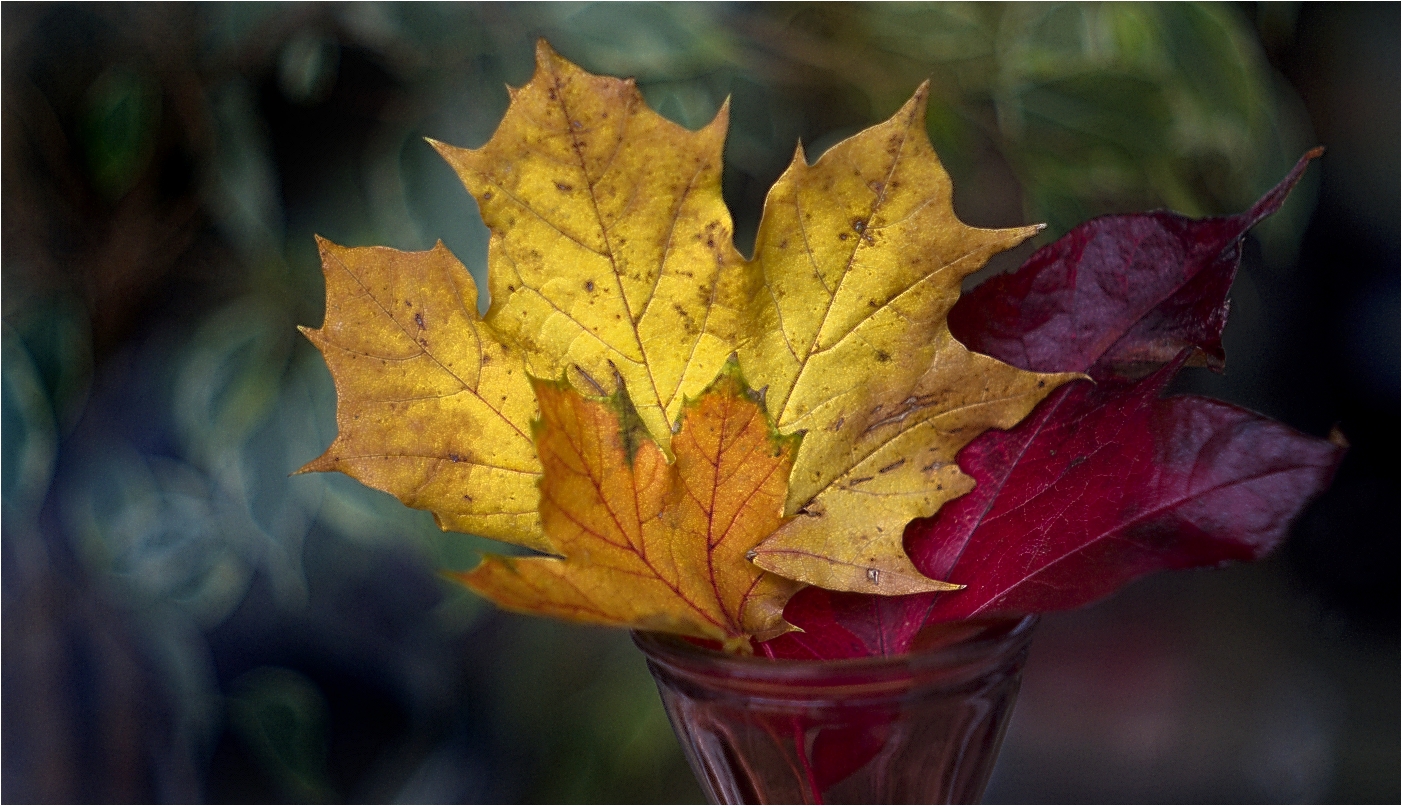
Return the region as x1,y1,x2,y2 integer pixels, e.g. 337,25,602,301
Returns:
911,353,1345,620
762,150,1344,661
949,147,1324,379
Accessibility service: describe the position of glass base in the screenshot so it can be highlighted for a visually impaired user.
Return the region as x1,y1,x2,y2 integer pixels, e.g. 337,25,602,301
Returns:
634,617,1036,804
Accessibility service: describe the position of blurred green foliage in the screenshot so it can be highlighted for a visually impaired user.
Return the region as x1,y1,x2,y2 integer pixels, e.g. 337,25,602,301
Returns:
82,66,162,201
227,666,336,803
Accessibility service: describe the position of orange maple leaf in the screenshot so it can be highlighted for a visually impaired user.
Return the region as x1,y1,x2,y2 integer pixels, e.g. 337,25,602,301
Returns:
455,365,801,652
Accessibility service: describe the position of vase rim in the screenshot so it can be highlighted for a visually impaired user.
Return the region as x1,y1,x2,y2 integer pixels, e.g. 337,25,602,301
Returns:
632,615,1037,696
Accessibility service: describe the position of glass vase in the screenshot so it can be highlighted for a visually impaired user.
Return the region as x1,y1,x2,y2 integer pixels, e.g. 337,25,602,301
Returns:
634,616,1036,805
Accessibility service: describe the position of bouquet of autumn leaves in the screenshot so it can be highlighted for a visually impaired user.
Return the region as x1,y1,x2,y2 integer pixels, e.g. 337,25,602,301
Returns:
301,43,1343,658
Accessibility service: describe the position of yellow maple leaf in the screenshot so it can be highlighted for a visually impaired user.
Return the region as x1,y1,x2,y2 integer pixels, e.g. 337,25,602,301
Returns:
738,86,1079,595
301,41,1077,644
299,238,548,551
455,365,801,653
431,42,744,456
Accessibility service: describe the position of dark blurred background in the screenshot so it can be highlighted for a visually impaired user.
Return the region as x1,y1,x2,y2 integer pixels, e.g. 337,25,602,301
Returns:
2,3,1396,803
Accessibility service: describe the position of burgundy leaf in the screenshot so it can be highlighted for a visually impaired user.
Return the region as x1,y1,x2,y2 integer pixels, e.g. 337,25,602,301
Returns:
761,590,872,659
910,355,1344,624
764,588,1014,660
809,719,894,791
949,148,1323,378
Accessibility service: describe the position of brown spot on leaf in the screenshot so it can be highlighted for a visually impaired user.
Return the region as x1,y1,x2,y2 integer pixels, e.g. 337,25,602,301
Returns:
584,280,595,292
673,302,696,326
555,181,573,192
414,312,426,330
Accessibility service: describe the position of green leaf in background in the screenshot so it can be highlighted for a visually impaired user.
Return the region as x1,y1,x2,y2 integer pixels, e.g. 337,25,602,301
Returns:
2,326,58,529
227,666,335,804
82,65,161,201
